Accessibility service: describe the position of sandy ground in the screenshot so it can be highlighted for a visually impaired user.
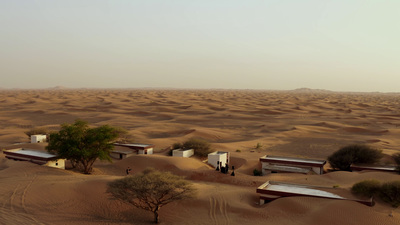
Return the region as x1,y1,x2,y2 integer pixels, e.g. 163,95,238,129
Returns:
1,88,400,224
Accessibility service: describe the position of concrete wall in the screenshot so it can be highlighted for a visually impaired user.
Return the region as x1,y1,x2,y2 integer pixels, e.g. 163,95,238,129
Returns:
44,159,65,169
138,148,153,155
208,151,229,168
110,152,135,159
172,149,194,157
312,166,324,175
31,135,47,143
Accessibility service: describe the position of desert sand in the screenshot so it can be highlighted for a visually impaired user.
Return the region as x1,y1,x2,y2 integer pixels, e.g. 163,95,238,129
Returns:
1,88,400,225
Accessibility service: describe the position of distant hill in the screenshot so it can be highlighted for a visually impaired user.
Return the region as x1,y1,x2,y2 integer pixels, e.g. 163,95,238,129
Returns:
47,86,69,90
291,88,334,93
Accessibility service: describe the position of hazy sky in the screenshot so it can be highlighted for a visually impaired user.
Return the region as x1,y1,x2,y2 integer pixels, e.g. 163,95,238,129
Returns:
1,1,399,92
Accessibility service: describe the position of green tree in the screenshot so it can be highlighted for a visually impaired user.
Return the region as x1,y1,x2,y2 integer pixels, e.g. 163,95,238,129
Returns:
107,168,196,223
46,119,121,174
328,144,383,171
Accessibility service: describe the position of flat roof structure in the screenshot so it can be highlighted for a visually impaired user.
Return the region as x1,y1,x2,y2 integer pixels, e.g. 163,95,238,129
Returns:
3,148,65,169
4,148,58,161
350,164,397,172
114,143,155,150
257,181,373,206
260,155,326,167
260,155,327,175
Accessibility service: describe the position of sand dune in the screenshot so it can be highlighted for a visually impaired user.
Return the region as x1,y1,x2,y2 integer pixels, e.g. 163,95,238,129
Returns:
1,89,400,224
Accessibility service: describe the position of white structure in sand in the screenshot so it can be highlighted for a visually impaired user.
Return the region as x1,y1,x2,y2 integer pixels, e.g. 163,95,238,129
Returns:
208,151,230,168
31,134,47,143
3,148,65,169
172,149,194,158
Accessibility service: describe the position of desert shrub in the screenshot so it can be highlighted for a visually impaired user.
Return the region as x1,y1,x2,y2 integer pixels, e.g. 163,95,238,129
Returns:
393,153,400,174
168,142,183,156
236,149,241,152
328,144,383,171
379,181,400,207
351,180,381,197
24,127,48,138
172,142,183,150
182,138,211,157
114,127,135,144
253,169,262,176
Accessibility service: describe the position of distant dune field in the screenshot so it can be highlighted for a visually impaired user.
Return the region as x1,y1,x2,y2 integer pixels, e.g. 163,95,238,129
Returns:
0,89,399,224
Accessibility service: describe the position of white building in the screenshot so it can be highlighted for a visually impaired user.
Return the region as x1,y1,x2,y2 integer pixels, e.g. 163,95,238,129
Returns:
3,148,65,169
172,149,194,158
31,134,47,143
208,151,230,168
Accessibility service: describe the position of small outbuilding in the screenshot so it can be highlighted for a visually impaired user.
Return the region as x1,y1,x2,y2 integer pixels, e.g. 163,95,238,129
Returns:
208,151,230,168
172,149,194,158
3,148,65,169
31,134,47,143
114,143,155,155
110,149,136,160
260,155,326,175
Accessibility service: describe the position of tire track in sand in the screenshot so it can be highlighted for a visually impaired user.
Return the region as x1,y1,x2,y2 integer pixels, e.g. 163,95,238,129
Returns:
208,196,231,225
5,173,44,224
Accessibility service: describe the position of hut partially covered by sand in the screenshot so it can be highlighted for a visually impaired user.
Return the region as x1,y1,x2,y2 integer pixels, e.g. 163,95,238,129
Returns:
172,148,194,158
257,181,373,206
260,155,326,175
3,148,65,169
113,143,155,155
30,134,47,143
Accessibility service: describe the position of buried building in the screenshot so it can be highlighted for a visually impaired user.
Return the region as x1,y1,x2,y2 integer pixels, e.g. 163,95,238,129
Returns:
113,143,155,155
256,181,373,206
3,148,65,169
172,148,194,158
260,155,326,175
110,149,136,160
31,134,47,143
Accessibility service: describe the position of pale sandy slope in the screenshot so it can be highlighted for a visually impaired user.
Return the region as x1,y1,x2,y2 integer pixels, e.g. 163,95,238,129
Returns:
1,89,400,224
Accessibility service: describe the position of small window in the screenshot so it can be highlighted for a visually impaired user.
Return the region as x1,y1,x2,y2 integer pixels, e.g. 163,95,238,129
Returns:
56,162,58,166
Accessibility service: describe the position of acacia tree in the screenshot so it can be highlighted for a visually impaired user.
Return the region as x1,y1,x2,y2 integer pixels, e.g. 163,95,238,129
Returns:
46,119,122,174
107,168,196,223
